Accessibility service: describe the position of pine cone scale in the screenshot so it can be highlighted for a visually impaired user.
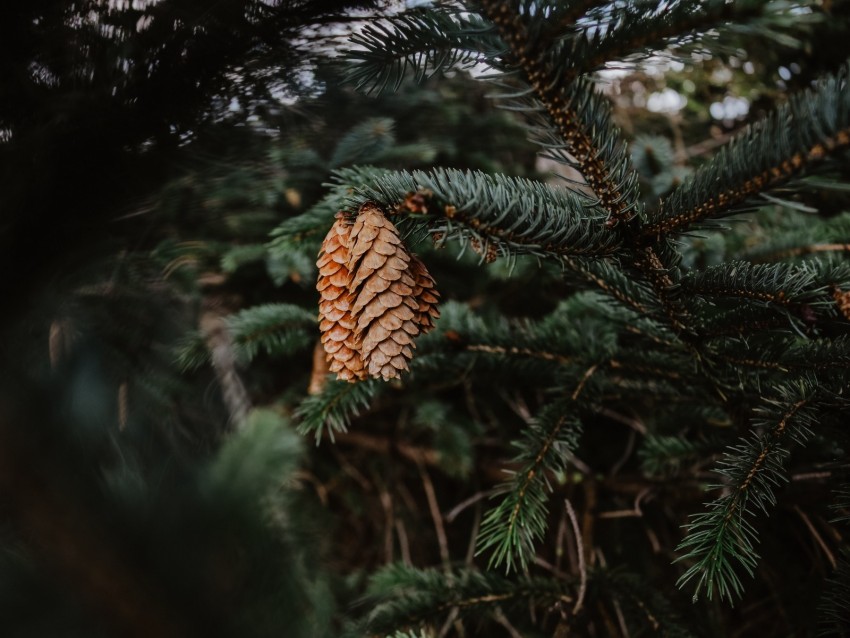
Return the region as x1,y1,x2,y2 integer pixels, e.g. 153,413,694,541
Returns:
390,281,414,295
372,241,399,256
390,330,413,346
328,270,349,287
377,313,404,331
361,250,388,270
320,305,346,322
408,254,440,331
318,285,345,299
316,213,367,382
318,261,342,276
385,256,409,271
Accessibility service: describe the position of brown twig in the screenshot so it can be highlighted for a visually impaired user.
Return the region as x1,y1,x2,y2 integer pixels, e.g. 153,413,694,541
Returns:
756,242,850,262
555,507,570,574
200,306,252,429
582,480,597,567
493,608,524,638
395,519,412,565
335,430,440,467
465,501,483,566
293,470,329,506
446,489,500,524
418,460,451,567
565,499,587,616
572,363,599,400
378,486,395,563
793,505,837,569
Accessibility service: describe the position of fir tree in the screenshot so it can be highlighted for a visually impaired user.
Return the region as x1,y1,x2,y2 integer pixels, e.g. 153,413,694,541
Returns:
220,0,850,635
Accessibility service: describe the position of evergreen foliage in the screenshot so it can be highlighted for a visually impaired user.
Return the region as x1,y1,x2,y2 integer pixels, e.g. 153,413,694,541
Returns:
357,563,574,634
476,399,584,571
287,0,850,629
296,379,384,443
6,0,850,636
225,303,317,362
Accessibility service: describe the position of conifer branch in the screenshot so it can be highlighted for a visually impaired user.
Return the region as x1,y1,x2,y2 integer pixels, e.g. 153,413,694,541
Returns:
676,392,816,602
562,256,655,315
706,336,850,375
819,475,850,632
737,211,850,263
334,166,620,258
607,357,684,382
829,479,850,526
698,313,793,339
685,267,850,330
565,0,771,79
295,378,383,443
361,564,575,634
710,353,789,372
639,434,720,478
339,2,709,337
225,303,317,362
818,549,850,635
478,0,640,226
175,330,211,372
476,390,587,572
633,244,691,333
683,261,822,307
328,117,396,168
759,242,850,261
534,0,606,42
344,9,500,96
646,65,850,238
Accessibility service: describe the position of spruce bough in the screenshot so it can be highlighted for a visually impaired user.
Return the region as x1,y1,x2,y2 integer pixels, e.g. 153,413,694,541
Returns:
238,0,850,634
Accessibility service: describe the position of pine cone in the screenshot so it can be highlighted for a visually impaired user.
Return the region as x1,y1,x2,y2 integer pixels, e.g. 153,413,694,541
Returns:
347,203,420,380
316,213,367,382
469,236,498,263
833,287,850,321
408,253,440,333
316,203,442,383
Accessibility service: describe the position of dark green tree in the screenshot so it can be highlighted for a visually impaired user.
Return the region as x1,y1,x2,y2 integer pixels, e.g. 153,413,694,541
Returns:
0,2,378,637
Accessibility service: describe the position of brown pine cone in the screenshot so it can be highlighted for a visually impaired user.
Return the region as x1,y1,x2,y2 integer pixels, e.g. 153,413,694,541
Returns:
316,213,367,382
408,253,440,333
833,287,850,321
347,203,420,380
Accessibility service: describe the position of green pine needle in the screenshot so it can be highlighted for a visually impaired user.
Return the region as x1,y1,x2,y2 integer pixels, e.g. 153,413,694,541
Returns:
295,378,383,443
477,398,583,572
343,8,499,96
332,165,619,258
225,304,317,362
649,63,850,236
359,563,575,635
676,388,817,602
